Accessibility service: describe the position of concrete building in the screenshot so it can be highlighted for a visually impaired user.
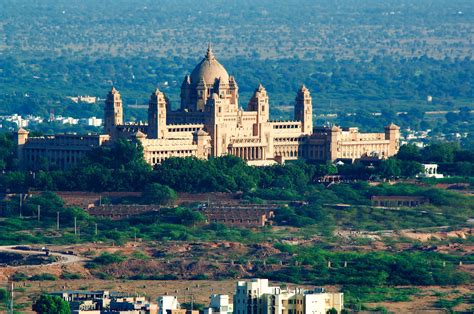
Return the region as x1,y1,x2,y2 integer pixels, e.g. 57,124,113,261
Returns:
69,96,98,104
420,164,444,178
204,294,233,314
50,290,158,314
16,46,400,169
199,204,276,227
157,296,180,314
4,114,28,128
371,195,430,207
233,279,343,314
166,310,199,314
87,117,103,127
16,129,110,170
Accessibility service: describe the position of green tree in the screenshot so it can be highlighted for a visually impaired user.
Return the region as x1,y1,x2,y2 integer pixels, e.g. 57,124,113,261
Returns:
378,159,401,178
0,133,16,171
421,143,459,163
142,183,177,205
32,295,71,314
400,160,423,177
25,192,65,218
396,144,421,162
175,208,206,226
72,139,152,191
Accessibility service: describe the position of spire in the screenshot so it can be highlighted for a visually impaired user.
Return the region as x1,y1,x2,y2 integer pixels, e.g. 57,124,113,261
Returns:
299,84,308,92
206,43,215,60
297,84,310,95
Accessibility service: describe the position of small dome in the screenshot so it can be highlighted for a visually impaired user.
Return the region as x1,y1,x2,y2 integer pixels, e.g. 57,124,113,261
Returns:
196,129,208,136
134,130,147,138
190,45,229,85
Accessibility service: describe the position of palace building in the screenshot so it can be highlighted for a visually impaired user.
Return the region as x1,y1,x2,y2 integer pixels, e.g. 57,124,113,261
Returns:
16,46,400,169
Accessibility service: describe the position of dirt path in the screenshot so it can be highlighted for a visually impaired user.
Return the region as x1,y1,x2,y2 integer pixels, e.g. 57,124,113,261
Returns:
0,245,86,268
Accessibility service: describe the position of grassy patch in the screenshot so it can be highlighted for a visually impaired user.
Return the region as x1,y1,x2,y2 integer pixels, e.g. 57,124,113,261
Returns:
343,286,420,304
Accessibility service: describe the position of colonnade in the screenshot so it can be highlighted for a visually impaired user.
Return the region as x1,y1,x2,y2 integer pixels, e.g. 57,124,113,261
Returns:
230,146,264,160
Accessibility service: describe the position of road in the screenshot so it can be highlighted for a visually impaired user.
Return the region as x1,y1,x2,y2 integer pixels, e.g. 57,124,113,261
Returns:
0,245,86,268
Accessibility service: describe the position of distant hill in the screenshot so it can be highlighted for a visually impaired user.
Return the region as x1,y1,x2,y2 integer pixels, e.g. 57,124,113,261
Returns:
1,0,472,60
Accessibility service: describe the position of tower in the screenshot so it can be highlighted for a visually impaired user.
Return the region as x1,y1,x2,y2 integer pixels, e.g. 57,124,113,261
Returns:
295,85,313,135
148,88,168,139
385,123,400,157
104,87,123,136
229,76,239,111
180,75,192,111
328,125,341,161
248,84,269,136
195,77,208,111
206,93,226,156
15,127,29,167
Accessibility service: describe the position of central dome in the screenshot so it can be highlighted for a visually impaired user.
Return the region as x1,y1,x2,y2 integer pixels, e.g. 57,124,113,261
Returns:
190,46,229,85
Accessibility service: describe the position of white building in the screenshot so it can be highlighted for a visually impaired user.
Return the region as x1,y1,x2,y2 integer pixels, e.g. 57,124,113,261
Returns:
204,294,233,314
421,163,444,178
69,96,98,104
233,279,343,314
51,290,157,314
60,116,80,125
87,117,103,127
4,114,28,127
157,296,180,314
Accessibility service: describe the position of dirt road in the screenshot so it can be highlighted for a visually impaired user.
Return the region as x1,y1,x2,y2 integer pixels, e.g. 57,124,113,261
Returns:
0,245,86,268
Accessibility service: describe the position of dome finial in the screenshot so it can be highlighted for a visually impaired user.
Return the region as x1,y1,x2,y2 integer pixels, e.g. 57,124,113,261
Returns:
206,43,214,60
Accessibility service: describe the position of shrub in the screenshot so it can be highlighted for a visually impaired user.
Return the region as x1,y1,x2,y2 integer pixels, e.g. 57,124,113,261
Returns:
30,273,57,281
32,294,71,314
191,274,209,280
60,272,82,280
11,272,28,281
0,288,7,302
93,271,113,280
142,183,177,205
90,252,126,265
